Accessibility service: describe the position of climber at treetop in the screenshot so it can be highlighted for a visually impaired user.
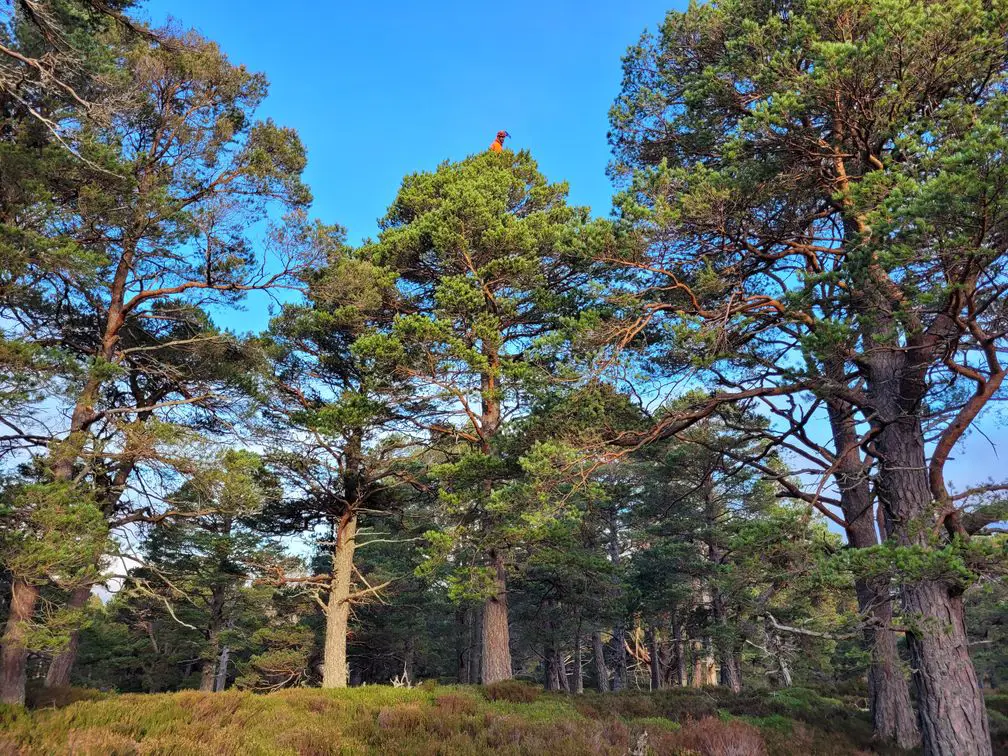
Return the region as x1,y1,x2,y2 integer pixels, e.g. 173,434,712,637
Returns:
489,130,510,152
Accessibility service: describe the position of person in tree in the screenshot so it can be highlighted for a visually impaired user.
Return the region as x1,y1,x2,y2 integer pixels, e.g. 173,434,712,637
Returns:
489,130,510,152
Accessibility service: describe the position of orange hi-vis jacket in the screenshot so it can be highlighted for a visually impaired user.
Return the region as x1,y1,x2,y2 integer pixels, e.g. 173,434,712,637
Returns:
490,130,508,152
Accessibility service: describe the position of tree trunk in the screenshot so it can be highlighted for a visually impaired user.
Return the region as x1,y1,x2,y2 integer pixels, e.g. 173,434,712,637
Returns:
611,626,628,691
669,620,686,687
573,630,584,694
0,578,39,705
322,512,357,688
557,648,571,693
545,644,558,690
456,607,471,684
692,639,717,687
214,646,229,692
44,584,92,688
874,412,990,755
481,549,512,683
648,626,663,691
605,505,628,691
199,657,216,692
403,637,415,684
906,578,990,755
826,392,919,748
719,650,742,693
199,583,227,692
469,605,482,684
592,631,609,692
691,640,703,688
711,593,741,693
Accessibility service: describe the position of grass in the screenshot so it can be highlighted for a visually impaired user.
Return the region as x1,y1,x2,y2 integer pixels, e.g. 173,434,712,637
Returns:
1,682,1003,755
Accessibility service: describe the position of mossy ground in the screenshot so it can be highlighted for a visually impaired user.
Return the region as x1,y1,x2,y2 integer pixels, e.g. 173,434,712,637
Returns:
1,682,1004,755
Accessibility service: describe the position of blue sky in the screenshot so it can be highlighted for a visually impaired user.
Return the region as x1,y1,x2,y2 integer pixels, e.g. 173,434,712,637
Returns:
143,0,677,246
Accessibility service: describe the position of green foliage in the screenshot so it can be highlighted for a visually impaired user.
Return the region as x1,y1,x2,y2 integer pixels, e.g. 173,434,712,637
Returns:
235,625,316,693
0,482,109,588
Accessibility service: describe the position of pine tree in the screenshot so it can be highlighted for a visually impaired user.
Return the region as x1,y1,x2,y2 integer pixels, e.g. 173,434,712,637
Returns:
357,149,611,682
0,24,312,702
609,1,1007,750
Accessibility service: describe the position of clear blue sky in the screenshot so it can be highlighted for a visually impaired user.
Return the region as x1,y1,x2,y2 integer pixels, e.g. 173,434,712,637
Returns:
142,0,679,245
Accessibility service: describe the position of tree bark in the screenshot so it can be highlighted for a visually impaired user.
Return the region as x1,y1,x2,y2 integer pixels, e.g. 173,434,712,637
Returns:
669,619,686,687
469,605,482,684
826,390,919,748
610,626,628,691
719,650,742,693
44,584,92,688
0,578,39,705
573,626,584,694
691,639,717,687
402,637,415,685
214,646,229,692
711,593,742,693
871,391,990,754
904,582,990,756
199,582,227,693
480,549,512,683
456,606,471,684
321,511,357,688
605,509,628,691
592,631,609,692
647,626,662,691
557,647,570,693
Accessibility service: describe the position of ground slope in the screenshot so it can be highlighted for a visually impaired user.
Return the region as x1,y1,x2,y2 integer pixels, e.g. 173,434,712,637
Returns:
2,682,1006,755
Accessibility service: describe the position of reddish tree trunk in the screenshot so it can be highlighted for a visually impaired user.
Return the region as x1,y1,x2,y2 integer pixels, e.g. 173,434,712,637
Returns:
481,550,512,683
44,584,92,689
0,578,39,705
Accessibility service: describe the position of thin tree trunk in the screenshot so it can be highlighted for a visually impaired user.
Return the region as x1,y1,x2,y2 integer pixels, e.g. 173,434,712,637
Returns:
711,593,741,693
199,583,226,693
574,628,584,694
469,605,482,684
403,638,415,684
557,647,571,693
456,606,470,684
648,626,662,691
611,626,628,691
592,631,609,692
719,652,742,693
606,509,628,691
44,584,91,688
670,620,686,687
692,639,717,687
214,646,229,692
322,511,357,688
691,640,703,688
481,549,512,683
0,578,39,705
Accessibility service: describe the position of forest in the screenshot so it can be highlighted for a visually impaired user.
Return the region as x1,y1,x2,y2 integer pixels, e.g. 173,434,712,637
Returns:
1,1,1007,755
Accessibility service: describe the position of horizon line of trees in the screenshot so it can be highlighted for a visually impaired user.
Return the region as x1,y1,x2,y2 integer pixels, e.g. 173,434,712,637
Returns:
1,2,1006,756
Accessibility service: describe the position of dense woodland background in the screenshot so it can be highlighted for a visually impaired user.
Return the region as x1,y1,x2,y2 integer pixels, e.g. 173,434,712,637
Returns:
1,1,1007,755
